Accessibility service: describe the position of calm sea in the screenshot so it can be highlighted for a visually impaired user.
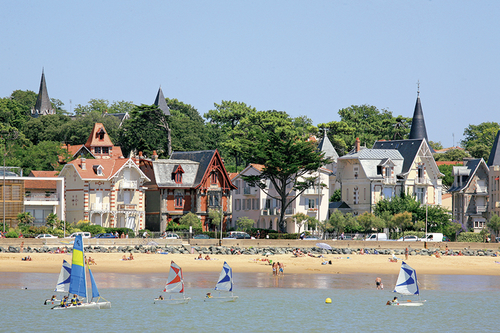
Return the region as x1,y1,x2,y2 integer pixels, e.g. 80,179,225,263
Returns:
1,272,500,332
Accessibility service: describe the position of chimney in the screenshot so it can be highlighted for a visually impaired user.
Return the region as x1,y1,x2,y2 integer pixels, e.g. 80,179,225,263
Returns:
355,137,360,152
152,150,158,161
81,158,86,170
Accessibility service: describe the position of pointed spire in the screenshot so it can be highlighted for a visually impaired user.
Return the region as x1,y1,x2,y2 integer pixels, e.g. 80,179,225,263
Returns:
317,129,338,162
31,69,54,118
154,87,170,116
408,86,429,142
487,130,500,167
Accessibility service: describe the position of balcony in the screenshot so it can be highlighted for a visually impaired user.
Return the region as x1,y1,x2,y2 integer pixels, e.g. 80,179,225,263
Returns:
24,193,59,201
91,203,110,211
308,207,318,212
475,205,487,214
121,180,137,190
117,204,137,210
261,208,275,216
383,177,396,184
303,187,322,195
415,177,428,185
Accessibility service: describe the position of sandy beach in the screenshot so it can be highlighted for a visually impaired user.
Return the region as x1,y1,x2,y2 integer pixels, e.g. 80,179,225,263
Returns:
2,252,500,276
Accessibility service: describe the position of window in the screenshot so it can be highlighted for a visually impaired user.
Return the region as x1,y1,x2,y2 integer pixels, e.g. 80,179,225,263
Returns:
242,198,246,210
415,187,425,203
97,128,105,140
209,192,220,207
235,180,240,194
95,147,101,154
175,172,182,184
211,171,217,184
377,166,382,175
252,198,259,210
353,187,359,204
308,198,315,209
246,199,251,210
175,192,183,208
102,147,109,154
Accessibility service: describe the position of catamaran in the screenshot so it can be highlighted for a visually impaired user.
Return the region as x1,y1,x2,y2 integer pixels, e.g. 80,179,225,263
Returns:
51,235,110,310
154,260,190,304
44,259,71,305
390,261,426,307
204,261,238,302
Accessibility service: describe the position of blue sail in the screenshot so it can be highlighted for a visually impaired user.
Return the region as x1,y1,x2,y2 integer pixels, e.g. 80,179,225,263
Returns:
215,262,233,292
68,235,87,298
89,268,100,299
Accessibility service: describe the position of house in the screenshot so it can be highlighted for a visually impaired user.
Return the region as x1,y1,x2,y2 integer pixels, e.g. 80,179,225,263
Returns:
337,92,443,215
448,158,489,231
139,149,236,232
487,130,500,218
59,157,150,232
61,123,124,161
25,171,65,225
231,133,339,233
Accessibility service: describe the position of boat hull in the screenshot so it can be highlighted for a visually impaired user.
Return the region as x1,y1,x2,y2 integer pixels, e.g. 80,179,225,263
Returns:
44,299,61,306
51,302,100,310
204,296,238,302
97,301,111,309
391,300,426,307
154,297,191,305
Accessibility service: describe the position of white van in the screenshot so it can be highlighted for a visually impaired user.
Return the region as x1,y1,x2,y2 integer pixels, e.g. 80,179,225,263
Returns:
66,232,91,239
365,233,388,241
420,233,444,242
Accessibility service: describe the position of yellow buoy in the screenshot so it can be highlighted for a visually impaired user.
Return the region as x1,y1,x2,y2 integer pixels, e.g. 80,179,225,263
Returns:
325,298,332,304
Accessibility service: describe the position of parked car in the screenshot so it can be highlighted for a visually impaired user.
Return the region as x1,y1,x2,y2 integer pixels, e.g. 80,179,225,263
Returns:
365,233,388,241
224,231,254,239
93,233,117,239
304,235,318,240
35,234,58,239
66,232,91,239
193,234,211,239
163,233,180,239
420,233,445,242
396,235,419,242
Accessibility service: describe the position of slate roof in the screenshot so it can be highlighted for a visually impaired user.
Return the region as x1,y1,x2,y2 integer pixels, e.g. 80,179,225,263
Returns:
329,201,351,209
487,130,500,167
154,87,171,116
170,150,216,186
31,69,54,117
152,160,200,188
409,95,429,141
317,132,339,161
372,139,424,174
448,158,483,192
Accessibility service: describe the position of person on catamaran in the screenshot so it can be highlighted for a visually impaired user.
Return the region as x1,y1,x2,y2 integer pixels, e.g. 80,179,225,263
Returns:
51,295,57,301
158,295,164,300
391,296,398,305
60,296,68,308
206,293,212,298
71,294,81,306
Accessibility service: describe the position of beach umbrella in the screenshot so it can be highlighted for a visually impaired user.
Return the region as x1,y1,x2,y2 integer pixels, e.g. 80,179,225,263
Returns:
316,243,332,250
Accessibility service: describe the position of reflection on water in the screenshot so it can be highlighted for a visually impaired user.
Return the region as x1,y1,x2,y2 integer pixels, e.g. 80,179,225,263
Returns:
2,271,500,291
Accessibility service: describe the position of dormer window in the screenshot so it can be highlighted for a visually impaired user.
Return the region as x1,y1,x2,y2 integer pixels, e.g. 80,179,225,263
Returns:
97,128,105,140
93,165,104,176
211,171,217,184
171,165,184,184
95,147,101,154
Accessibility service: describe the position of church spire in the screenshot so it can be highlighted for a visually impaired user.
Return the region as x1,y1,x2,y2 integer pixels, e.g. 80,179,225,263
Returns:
487,130,500,167
154,86,170,116
31,69,54,118
317,128,338,162
408,83,429,141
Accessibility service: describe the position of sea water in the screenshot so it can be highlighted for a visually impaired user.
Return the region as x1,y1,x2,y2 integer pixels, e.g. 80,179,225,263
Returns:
1,272,500,333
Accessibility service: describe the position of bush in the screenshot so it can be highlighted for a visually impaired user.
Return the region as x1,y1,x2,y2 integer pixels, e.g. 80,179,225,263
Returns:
5,230,18,238
267,233,299,239
79,224,105,235
457,232,483,242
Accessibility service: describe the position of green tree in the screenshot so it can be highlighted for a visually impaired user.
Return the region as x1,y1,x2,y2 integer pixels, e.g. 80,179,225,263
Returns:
236,111,329,232
45,213,59,229
0,98,30,131
17,212,35,226
357,212,385,234
13,140,70,174
61,112,120,146
434,148,471,161
208,209,223,229
438,164,455,187
428,141,443,151
487,214,500,238
461,122,500,162
10,90,37,109
119,104,170,157
22,114,72,145
328,210,346,234
205,101,256,169
293,212,309,234
236,216,255,231
179,212,202,228
391,212,413,236
330,189,341,202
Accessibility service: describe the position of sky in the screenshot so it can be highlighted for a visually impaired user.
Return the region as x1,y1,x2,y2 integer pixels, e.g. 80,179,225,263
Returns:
1,1,499,148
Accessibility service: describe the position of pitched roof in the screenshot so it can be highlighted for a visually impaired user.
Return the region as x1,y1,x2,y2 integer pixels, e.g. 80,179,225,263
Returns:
409,95,429,142
170,150,217,186
436,161,463,166
85,123,114,147
154,87,170,116
372,139,425,174
31,69,54,117
25,170,59,190
66,158,130,180
317,132,339,161
152,160,200,187
29,171,58,177
487,130,500,167
448,158,486,192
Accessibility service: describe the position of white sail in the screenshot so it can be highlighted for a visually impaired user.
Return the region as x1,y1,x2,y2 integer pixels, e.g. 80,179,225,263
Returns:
164,261,184,293
54,260,71,293
215,261,233,292
394,261,419,296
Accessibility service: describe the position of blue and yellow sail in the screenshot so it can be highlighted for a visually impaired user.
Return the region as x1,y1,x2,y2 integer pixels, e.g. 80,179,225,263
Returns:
68,235,87,298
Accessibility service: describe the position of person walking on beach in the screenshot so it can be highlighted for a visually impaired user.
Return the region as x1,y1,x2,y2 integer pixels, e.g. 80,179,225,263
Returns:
405,247,409,260
279,262,285,276
376,277,382,290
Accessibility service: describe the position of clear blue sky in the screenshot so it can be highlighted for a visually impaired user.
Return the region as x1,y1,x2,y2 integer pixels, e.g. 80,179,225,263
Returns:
1,1,499,148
